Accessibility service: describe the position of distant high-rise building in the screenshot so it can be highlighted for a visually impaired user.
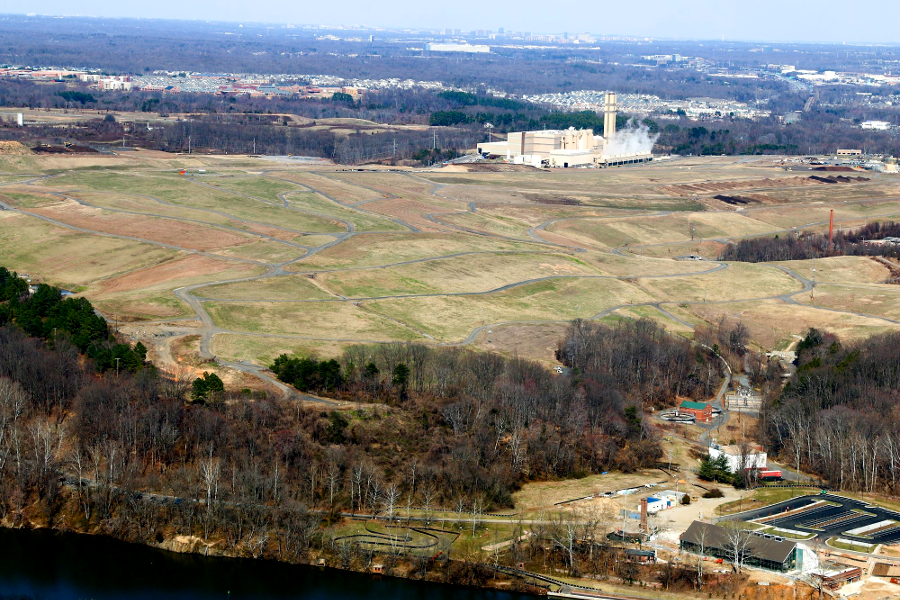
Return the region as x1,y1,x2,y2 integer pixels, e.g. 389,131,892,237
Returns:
498,27,504,34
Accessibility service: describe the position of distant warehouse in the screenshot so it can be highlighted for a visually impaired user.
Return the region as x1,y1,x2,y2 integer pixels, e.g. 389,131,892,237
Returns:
424,43,490,53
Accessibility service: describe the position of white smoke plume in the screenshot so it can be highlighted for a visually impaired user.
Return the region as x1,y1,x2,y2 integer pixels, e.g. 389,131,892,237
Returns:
601,118,659,158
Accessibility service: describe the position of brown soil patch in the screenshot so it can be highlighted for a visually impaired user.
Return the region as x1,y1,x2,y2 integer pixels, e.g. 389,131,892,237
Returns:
31,201,253,251
814,165,857,172
470,322,569,365
363,198,458,232
526,194,581,205
96,255,246,295
874,256,900,282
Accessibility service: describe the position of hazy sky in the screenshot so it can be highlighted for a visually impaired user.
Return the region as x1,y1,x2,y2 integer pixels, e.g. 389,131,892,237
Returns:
11,0,900,44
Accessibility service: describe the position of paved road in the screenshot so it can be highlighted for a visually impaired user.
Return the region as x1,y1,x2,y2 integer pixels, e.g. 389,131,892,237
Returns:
723,492,900,544
698,374,732,447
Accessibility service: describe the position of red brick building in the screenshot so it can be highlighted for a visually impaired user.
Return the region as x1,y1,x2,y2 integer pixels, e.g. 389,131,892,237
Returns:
677,400,714,423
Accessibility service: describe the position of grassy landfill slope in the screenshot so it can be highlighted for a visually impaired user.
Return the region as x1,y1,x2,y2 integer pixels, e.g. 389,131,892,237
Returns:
316,252,606,298
205,300,422,341
49,171,348,233
0,211,177,289
1,154,898,367
368,278,655,341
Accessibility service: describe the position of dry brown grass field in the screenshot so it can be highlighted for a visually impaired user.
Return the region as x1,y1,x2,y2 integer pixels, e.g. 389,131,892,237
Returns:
1,152,897,381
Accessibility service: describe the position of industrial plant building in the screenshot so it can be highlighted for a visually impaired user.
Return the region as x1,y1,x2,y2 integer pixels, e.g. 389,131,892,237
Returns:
475,92,653,168
680,521,798,572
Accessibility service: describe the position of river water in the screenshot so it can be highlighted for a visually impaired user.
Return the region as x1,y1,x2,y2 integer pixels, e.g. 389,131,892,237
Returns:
0,528,534,600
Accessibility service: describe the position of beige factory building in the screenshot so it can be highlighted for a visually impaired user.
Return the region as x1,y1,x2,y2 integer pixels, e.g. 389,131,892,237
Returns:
474,91,652,168
477,128,604,167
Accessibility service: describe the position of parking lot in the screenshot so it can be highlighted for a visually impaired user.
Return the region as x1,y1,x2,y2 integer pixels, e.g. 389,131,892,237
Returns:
728,493,900,545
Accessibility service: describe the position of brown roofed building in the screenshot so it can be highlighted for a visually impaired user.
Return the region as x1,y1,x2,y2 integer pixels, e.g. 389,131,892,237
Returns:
680,521,798,572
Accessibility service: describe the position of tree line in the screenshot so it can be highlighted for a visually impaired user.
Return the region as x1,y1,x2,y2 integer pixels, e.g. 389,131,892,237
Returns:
3,74,898,161
762,328,900,493
0,268,148,374
556,318,721,409
719,221,900,263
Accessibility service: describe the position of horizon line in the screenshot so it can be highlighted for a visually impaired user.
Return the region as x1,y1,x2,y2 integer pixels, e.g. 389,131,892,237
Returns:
2,12,899,47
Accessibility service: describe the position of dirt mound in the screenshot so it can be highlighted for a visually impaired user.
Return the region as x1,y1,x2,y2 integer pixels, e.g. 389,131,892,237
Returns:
662,176,822,196
32,144,97,154
815,165,857,172
713,194,760,206
525,193,581,205
810,175,869,184
0,141,31,155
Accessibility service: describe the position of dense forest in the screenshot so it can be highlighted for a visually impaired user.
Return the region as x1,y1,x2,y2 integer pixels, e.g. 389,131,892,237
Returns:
719,221,900,263
762,329,900,494
0,268,147,373
556,318,721,408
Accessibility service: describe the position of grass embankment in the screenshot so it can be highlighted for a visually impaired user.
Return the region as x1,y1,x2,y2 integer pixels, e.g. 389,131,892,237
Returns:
756,527,816,540
715,487,822,516
827,538,876,553
831,492,900,513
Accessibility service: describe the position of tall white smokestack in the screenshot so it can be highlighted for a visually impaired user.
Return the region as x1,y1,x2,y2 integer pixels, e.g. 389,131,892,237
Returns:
604,92,617,140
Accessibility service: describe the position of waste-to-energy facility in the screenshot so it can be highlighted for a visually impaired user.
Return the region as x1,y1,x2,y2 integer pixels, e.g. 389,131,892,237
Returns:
476,92,654,168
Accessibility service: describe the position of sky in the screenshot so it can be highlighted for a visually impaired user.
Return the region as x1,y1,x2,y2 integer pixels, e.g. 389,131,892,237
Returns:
10,0,900,44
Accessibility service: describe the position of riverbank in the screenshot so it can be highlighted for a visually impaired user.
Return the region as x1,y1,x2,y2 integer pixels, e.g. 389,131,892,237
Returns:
0,525,537,600
1,493,544,598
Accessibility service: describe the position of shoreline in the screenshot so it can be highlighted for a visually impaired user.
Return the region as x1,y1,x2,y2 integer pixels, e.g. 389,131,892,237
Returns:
0,517,545,597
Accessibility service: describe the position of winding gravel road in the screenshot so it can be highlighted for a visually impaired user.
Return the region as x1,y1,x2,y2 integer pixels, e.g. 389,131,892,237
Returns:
3,166,899,405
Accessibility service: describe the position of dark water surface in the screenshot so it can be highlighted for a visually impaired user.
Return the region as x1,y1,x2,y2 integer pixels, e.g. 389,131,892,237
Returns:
0,527,534,600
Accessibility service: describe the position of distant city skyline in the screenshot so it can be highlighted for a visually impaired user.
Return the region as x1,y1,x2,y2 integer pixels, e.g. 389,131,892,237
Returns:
7,1,900,45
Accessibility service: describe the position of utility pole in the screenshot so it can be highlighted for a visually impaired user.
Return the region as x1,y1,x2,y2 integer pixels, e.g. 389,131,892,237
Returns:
115,357,121,378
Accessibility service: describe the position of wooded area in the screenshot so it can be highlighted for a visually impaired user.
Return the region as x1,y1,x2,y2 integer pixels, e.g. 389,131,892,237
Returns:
0,269,147,373
763,328,900,493
720,221,900,262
